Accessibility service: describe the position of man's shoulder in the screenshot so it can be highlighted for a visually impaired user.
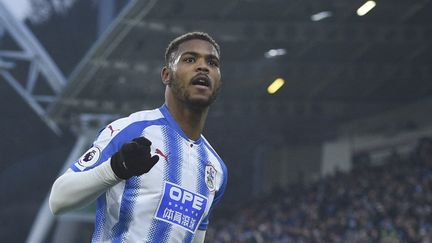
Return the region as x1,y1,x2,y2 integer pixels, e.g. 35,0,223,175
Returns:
128,107,165,122
111,108,164,126
97,108,165,139
201,136,227,171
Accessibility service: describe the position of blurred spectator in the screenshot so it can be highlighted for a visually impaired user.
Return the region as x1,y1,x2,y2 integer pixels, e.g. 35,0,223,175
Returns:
206,138,432,243
417,137,432,165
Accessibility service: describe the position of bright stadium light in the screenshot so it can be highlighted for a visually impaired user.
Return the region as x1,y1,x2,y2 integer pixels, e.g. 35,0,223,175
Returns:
264,48,286,58
357,1,376,16
311,11,332,21
267,78,285,94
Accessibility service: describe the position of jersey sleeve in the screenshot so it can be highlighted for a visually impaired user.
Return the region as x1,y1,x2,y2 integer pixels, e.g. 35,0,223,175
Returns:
50,162,121,214
70,116,145,172
198,160,228,230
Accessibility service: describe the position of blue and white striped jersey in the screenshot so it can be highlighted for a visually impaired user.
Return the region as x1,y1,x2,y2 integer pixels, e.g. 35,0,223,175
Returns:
71,104,228,243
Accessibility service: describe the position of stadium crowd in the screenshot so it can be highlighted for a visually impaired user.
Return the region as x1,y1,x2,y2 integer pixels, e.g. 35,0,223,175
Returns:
205,138,432,243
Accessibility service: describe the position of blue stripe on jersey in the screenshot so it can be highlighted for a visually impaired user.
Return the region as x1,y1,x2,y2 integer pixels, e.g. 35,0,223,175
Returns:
196,144,210,230
71,118,166,172
159,104,203,144
184,232,194,243
70,161,83,172
112,177,140,243
196,144,211,231
203,141,228,201
197,144,210,196
89,118,166,242
92,194,107,242
147,125,183,242
199,141,228,230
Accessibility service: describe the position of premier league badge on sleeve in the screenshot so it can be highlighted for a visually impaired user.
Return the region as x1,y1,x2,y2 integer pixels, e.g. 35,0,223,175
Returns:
78,147,101,168
205,164,217,192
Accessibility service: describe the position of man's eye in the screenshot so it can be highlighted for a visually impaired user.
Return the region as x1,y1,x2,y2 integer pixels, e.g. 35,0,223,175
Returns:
208,60,219,67
184,57,195,63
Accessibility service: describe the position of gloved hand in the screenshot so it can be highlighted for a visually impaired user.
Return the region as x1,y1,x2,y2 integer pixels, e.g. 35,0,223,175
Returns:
110,137,159,179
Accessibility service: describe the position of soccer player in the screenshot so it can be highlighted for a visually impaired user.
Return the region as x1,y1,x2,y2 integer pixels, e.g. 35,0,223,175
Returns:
49,32,228,243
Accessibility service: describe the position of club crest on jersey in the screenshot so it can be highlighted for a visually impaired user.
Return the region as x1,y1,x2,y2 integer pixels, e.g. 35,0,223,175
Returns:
78,147,100,167
205,164,217,192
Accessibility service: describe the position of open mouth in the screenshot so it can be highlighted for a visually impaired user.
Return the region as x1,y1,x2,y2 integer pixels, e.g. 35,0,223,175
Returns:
191,75,211,88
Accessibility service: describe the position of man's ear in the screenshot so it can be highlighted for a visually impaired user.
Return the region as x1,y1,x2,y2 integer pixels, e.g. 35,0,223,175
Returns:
161,66,171,86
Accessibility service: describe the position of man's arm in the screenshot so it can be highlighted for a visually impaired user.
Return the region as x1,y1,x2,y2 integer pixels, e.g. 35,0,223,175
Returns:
192,230,206,243
49,161,121,215
49,137,159,215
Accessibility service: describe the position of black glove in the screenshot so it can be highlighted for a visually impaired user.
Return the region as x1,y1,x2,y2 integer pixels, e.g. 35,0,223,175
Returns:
110,137,159,179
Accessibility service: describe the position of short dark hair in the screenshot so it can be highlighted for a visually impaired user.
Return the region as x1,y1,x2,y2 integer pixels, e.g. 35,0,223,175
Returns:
165,32,220,66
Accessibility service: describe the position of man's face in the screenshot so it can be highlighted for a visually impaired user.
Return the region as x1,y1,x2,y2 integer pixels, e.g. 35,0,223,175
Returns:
165,39,221,109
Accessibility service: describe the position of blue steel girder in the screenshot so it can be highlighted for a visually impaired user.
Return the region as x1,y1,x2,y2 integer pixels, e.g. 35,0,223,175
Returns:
0,2,66,135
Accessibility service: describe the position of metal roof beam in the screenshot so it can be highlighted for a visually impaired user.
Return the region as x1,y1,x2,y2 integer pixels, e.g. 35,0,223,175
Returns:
85,59,432,80
49,0,160,116
124,19,432,44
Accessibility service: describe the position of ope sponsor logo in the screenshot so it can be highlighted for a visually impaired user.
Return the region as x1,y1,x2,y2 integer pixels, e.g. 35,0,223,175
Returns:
155,181,208,233
168,185,205,210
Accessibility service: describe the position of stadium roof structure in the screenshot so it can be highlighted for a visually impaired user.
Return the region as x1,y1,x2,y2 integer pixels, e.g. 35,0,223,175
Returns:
49,0,432,141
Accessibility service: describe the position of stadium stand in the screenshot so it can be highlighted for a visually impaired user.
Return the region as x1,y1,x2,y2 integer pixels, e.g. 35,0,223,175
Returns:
206,137,432,243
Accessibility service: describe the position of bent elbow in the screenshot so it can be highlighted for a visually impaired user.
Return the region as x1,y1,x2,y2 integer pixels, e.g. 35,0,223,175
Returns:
49,201,60,215
49,177,67,215
49,195,62,215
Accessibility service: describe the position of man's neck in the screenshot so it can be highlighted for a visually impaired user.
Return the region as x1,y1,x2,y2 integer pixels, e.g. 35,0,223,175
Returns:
165,100,209,141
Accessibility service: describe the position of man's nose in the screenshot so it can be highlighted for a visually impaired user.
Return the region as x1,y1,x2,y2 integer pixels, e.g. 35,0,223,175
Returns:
196,59,209,73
